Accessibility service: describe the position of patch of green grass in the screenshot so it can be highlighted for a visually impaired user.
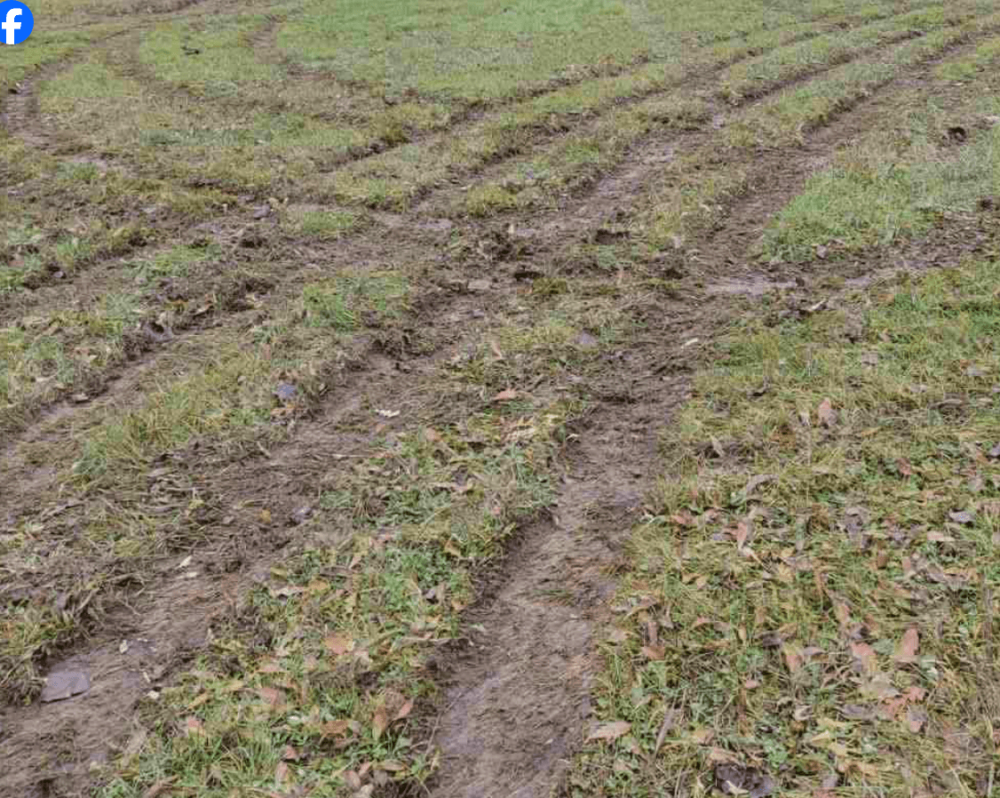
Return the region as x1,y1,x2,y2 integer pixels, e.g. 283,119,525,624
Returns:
763,81,1000,260
935,32,1000,80
303,272,410,331
126,242,222,281
69,340,282,484
729,14,1000,148
294,208,363,240
717,5,962,102
570,259,1000,797
137,15,285,99
0,27,111,95
137,13,457,139
277,0,948,103
0,292,144,410
459,95,709,217
39,58,374,191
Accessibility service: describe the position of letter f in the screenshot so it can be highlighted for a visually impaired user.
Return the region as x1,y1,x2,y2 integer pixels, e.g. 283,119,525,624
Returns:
3,8,22,45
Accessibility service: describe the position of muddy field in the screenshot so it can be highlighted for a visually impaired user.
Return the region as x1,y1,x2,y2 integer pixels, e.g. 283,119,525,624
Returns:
2,0,1000,796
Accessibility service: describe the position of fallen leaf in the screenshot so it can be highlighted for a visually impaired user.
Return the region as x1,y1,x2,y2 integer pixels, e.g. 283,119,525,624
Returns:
896,458,913,477
184,717,205,737
783,643,803,674
188,692,210,709
141,779,176,798
641,645,666,660
344,770,362,790
257,687,285,707
318,719,353,737
492,389,519,402
734,521,749,550
690,727,714,745
282,745,299,761
850,642,878,675
372,706,389,741
817,398,837,428
395,699,414,721
905,686,927,702
587,721,631,741
893,627,919,663
325,634,354,656
906,705,928,733
275,761,289,785
607,628,629,644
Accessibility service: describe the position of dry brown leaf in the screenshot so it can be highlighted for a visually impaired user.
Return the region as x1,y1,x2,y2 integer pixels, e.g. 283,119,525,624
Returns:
372,706,389,741
850,641,878,675
395,700,414,721
896,458,914,477
183,716,204,737
258,687,285,707
141,779,176,798
690,727,714,745
817,398,837,428
187,692,210,710
893,627,919,664
325,634,354,656
492,389,519,402
318,719,353,737
587,721,631,741
641,645,666,661
782,643,803,674
282,745,299,761
734,521,749,550
906,705,928,733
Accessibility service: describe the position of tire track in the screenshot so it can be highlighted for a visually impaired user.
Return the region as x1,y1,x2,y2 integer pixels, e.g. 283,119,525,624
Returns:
4,10,993,464
3,11,999,798
420,22,1000,798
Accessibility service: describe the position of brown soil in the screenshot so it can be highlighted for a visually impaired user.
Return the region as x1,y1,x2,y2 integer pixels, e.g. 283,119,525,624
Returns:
2,10,999,798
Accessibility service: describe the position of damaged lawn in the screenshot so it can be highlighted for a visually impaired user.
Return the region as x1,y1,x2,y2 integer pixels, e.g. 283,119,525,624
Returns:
572,257,1000,796
95,399,574,797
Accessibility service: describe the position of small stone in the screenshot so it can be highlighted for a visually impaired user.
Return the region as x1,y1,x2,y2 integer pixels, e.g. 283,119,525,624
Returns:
575,331,599,349
468,279,491,293
273,382,297,403
40,670,91,703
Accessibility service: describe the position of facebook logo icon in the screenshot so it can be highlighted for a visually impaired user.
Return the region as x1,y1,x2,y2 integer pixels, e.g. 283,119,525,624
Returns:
1,1,33,46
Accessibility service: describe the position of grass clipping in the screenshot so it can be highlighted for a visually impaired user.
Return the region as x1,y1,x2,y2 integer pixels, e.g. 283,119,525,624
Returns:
572,261,1000,797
